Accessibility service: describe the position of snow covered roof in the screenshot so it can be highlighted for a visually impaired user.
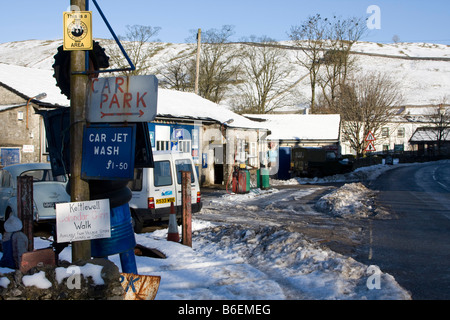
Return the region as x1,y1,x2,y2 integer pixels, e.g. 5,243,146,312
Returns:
244,114,341,141
0,63,266,130
157,89,267,130
0,63,70,107
410,127,450,143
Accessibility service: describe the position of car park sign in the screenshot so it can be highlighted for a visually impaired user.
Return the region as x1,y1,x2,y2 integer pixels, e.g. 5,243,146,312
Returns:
87,75,158,123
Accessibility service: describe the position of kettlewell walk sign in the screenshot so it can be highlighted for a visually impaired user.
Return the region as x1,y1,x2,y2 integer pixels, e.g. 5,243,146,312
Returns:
87,75,158,123
56,199,111,243
63,11,93,51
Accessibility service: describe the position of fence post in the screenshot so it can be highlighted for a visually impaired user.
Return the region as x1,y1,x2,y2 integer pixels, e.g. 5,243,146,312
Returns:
17,176,34,252
181,171,192,247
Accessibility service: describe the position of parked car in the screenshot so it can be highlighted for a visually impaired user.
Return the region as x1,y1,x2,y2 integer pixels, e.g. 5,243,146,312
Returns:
127,151,202,232
0,163,69,228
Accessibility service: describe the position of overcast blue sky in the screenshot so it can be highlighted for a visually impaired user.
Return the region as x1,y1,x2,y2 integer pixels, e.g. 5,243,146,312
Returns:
1,0,449,44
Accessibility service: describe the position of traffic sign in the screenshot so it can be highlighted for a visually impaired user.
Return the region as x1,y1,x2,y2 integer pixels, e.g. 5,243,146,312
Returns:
87,75,158,123
365,131,376,142
81,125,136,180
365,142,376,152
63,11,93,51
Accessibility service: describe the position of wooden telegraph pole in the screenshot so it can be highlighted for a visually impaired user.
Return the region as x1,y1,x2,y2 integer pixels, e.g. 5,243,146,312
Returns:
195,28,201,95
69,0,91,262
181,171,192,247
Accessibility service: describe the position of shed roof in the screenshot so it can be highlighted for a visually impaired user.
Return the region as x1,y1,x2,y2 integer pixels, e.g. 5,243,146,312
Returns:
244,114,341,141
410,127,450,143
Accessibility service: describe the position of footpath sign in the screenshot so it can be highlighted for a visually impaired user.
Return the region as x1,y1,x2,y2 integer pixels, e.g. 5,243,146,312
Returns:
56,199,111,243
87,75,158,123
365,142,376,152
81,125,136,180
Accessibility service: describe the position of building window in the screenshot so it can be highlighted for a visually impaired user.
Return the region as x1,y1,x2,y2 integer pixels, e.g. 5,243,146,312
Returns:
397,127,405,138
156,140,170,151
177,140,192,153
154,161,173,187
394,144,404,153
236,139,246,163
249,142,257,167
381,127,389,138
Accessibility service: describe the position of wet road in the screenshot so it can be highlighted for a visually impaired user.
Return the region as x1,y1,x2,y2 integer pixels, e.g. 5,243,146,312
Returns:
363,161,450,300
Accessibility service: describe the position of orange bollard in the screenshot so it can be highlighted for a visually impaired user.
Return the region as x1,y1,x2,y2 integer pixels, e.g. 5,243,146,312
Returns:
167,202,180,242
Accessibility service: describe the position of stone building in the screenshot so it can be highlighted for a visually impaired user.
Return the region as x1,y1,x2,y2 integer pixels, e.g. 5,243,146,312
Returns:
0,64,68,167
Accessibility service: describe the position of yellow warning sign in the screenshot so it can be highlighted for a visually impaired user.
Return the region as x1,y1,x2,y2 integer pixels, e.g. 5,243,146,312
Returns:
63,11,93,51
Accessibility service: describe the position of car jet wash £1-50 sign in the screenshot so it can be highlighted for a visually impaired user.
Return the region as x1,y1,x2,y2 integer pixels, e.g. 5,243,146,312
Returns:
56,199,111,243
81,124,136,181
87,75,158,123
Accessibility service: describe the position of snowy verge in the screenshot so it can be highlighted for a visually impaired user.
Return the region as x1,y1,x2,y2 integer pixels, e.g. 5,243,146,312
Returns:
270,162,415,186
314,182,389,219
0,219,411,300
135,222,411,300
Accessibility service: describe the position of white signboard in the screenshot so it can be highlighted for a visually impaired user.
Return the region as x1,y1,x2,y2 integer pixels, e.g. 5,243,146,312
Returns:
56,199,111,243
87,75,158,123
22,145,35,153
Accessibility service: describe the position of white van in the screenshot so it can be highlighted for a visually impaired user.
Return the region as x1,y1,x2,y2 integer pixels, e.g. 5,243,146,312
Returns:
127,151,202,232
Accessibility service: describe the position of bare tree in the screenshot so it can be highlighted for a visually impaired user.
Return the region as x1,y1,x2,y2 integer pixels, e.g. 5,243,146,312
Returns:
232,37,297,114
289,14,328,113
333,72,402,156
392,35,401,43
158,53,196,92
185,25,241,103
431,106,450,154
109,24,162,76
318,16,367,110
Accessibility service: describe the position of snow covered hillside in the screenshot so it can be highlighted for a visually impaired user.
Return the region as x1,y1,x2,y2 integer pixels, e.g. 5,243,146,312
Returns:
0,39,449,106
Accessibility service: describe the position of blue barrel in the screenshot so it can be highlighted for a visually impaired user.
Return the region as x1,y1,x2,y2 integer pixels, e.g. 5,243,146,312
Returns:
91,203,136,258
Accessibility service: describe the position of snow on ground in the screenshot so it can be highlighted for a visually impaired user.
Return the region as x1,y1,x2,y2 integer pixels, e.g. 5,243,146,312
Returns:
271,160,411,186
314,183,380,219
6,218,407,300
1,163,415,300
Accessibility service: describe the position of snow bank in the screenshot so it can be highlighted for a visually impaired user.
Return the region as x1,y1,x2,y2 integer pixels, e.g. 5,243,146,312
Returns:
272,162,416,186
314,183,380,218
35,218,409,300
189,225,411,300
